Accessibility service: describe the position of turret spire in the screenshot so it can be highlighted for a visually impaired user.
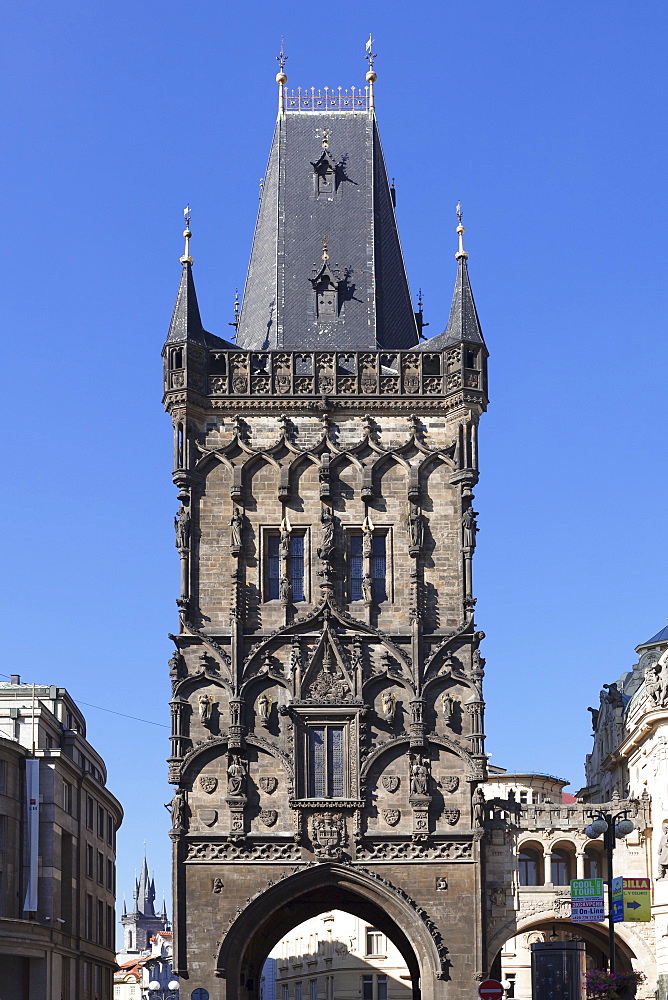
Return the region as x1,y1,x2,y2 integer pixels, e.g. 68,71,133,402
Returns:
180,206,193,265
418,205,485,351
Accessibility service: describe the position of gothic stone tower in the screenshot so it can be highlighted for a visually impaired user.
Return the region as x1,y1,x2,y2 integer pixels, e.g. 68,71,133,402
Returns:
163,59,489,1000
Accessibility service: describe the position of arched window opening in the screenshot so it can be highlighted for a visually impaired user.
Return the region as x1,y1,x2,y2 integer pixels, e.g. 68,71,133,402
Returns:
551,848,573,886
584,848,603,879
518,847,543,886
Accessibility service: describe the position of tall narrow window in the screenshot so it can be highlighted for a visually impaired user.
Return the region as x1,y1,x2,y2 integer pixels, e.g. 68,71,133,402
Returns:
265,533,305,602
377,976,388,1000
362,977,373,1000
371,534,387,603
350,535,363,600
290,534,305,602
307,725,345,798
266,535,281,600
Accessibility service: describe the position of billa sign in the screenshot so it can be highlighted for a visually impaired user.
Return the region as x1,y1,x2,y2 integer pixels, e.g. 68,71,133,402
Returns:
611,877,651,922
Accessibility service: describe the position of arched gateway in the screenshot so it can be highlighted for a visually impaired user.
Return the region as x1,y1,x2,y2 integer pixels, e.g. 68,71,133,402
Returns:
217,865,441,1000
163,53,489,1000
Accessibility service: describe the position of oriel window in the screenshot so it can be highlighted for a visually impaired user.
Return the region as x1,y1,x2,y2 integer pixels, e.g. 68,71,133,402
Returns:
307,725,345,798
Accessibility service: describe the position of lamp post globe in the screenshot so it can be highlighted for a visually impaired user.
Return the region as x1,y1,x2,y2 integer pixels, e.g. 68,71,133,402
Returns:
590,818,608,837
616,818,635,837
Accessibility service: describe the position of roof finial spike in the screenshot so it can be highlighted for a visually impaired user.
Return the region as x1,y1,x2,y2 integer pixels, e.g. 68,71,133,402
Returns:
455,201,468,261
322,237,329,262
365,33,377,110
276,37,288,114
180,205,193,265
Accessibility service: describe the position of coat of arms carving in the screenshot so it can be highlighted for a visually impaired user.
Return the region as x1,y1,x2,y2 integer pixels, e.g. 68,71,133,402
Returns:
260,809,278,827
198,809,217,827
259,776,278,794
311,812,346,858
442,809,460,826
382,808,400,827
382,775,400,793
199,776,218,794
442,776,459,794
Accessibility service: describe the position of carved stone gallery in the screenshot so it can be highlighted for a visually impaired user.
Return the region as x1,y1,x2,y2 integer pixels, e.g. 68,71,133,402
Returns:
162,58,489,1000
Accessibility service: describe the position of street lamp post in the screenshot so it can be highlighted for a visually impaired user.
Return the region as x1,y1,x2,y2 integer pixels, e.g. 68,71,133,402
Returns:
584,811,635,974
146,980,180,1000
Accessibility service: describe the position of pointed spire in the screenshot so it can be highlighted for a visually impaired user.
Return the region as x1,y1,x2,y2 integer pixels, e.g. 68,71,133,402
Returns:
419,204,485,350
165,209,207,345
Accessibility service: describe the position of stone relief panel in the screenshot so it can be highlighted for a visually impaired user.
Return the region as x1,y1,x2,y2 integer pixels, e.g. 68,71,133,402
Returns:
247,746,290,834
188,681,230,741
426,680,465,739
364,741,412,834
429,745,468,829
369,681,407,741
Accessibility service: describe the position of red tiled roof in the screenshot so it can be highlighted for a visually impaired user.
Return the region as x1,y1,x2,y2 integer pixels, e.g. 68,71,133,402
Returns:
562,792,577,803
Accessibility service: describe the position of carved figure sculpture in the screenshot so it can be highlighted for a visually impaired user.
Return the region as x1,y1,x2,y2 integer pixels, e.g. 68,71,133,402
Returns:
168,650,186,680
317,507,335,562
174,505,191,549
462,507,478,550
408,505,423,549
229,507,243,548
258,692,273,726
363,528,373,559
198,693,214,726
473,787,486,827
381,690,397,722
227,756,246,796
280,576,292,603
657,826,668,879
165,789,186,830
362,573,373,603
441,693,456,722
603,682,623,708
587,706,600,731
280,528,290,558
410,756,429,796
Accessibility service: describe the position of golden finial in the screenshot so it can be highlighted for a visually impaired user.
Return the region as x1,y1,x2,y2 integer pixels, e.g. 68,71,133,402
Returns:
321,129,330,149
455,202,468,260
180,205,193,265
322,237,329,262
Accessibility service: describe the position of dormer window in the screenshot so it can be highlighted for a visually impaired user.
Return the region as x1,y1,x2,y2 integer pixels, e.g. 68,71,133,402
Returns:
310,246,340,320
311,140,338,197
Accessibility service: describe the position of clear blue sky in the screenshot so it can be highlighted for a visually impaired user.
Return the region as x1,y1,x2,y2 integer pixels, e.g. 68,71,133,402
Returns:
2,0,667,929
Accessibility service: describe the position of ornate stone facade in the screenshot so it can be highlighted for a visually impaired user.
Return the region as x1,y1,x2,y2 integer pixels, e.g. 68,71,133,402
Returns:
162,65,489,1000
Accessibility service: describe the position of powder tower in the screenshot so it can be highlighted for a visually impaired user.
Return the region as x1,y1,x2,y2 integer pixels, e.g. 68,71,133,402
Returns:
163,51,489,1000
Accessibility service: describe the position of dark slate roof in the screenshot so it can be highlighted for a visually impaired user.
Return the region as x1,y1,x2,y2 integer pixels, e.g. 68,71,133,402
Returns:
165,262,235,349
236,111,418,350
418,256,485,351
639,624,668,647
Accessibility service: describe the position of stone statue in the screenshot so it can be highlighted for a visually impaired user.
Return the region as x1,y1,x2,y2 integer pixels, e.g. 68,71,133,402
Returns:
408,505,423,549
362,573,373,603
441,693,456,722
280,529,290,558
462,507,478,550
363,528,373,559
227,755,246,796
410,756,429,796
473,787,486,827
646,657,668,707
229,507,243,549
258,692,273,726
168,650,186,681
658,826,668,879
603,683,623,708
165,789,186,830
198,693,214,726
507,788,516,804
587,706,600,731
174,506,191,549
280,576,292,603
381,691,397,722
317,507,335,562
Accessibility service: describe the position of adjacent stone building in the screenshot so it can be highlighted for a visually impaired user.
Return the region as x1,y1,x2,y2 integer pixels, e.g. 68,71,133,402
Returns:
163,55,489,1000
0,676,122,1000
